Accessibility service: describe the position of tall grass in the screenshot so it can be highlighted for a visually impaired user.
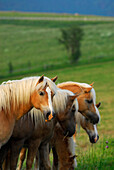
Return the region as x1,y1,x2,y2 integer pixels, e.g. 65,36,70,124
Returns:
76,137,114,169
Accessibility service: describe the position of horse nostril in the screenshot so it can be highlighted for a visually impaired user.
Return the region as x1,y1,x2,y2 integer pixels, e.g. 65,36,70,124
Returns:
97,135,99,141
46,111,51,120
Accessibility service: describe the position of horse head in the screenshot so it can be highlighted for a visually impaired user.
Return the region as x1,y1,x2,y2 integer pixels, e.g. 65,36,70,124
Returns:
31,75,56,120
79,102,101,143
78,85,100,124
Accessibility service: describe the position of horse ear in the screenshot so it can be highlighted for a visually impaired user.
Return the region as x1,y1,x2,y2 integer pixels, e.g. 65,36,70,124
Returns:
90,82,94,87
96,102,101,108
84,87,92,93
38,75,44,83
36,75,44,86
51,76,58,82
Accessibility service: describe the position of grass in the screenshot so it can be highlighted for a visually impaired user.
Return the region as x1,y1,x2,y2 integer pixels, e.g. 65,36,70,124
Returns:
0,13,114,78
0,12,114,169
76,137,114,170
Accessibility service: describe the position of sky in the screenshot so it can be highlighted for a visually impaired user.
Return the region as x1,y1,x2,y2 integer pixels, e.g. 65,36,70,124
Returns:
0,0,114,16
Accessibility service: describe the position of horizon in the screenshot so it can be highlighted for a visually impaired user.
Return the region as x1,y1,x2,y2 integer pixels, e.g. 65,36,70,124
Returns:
0,10,114,18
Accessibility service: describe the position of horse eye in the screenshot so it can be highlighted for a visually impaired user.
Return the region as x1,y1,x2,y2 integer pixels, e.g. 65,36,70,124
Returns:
39,91,45,96
86,99,93,104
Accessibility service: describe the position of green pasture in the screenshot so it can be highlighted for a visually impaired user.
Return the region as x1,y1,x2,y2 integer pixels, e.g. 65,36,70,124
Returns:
0,13,114,79
0,12,114,169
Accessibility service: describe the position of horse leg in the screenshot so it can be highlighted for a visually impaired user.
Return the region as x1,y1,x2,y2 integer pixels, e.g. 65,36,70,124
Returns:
2,150,10,170
38,143,51,170
34,150,39,170
0,140,11,168
17,148,27,170
52,147,59,170
26,140,41,170
10,140,24,170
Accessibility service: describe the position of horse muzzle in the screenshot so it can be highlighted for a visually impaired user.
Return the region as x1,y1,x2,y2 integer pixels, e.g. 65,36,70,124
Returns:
45,110,56,121
89,134,99,143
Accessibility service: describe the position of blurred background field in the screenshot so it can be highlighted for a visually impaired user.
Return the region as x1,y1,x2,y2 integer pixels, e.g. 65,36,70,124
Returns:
0,11,114,169
0,12,114,79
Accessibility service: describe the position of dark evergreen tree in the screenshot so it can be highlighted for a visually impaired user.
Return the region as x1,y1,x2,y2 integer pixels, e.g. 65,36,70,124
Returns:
59,26,84,63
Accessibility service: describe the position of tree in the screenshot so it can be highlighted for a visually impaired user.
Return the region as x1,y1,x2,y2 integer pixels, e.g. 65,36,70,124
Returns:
59,26,84,63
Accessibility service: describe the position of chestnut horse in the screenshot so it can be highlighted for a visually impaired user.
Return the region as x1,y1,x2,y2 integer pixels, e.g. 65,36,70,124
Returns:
0,75,57,148
2,87,79,170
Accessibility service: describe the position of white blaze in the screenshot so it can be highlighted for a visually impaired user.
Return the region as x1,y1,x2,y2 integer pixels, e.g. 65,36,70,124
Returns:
94,125,98,136
46,87,53,113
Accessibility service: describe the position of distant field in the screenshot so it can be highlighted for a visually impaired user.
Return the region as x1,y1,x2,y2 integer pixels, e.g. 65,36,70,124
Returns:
0,11,114,20
0,12,114,79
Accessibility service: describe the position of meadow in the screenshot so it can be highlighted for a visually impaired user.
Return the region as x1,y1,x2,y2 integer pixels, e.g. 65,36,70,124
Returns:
0,12,114,169
0,12,114,79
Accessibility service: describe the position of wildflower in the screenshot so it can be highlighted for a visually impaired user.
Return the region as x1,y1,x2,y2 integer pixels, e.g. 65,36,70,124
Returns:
106,145,109,149
106,141,108,144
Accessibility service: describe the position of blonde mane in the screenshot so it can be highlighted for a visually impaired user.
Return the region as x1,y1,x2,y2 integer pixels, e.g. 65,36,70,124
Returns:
0,76,56,114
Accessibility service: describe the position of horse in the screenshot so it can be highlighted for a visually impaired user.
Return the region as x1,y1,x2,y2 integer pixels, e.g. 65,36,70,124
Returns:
16,81,101,170
2,87,79,170
0,75,57,148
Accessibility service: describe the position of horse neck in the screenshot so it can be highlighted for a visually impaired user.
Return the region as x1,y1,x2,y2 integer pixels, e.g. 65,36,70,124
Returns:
15,100,32,120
